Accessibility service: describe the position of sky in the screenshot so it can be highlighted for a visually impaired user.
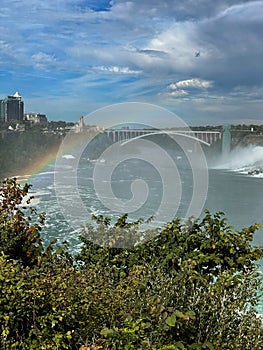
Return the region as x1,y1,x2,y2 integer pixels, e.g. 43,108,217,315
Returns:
0,0,263,125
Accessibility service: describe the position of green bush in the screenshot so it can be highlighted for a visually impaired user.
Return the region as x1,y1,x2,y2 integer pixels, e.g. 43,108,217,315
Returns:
0,178,263,349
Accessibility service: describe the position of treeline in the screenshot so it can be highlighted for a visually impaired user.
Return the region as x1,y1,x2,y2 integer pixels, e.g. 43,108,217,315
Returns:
0,129,62,178
0,123,114,179
0,178,263,349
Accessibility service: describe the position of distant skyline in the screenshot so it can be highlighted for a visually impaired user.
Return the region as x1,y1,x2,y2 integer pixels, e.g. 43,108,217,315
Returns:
0,0,263,125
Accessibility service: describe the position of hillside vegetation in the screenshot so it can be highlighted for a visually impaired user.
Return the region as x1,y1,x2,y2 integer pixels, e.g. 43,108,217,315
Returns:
0,129,61,178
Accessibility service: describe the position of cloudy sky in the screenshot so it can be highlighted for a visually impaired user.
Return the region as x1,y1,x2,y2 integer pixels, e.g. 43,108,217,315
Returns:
0,0,263,125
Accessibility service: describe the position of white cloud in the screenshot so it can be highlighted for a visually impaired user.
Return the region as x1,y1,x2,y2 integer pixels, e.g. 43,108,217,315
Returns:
218,0,263,22
147,22,200,71
94,65,142,74
169,79,213,90
31,52,58,71
166,90,189,97
162,78,213,99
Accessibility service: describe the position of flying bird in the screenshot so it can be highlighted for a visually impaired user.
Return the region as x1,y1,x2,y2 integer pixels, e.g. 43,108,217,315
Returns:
195,51,200,57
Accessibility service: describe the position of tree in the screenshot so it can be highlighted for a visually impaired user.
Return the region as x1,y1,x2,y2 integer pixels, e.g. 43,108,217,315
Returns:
0,178,45,267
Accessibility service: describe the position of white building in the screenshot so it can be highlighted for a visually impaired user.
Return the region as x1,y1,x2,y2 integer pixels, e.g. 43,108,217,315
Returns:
24,113,48,126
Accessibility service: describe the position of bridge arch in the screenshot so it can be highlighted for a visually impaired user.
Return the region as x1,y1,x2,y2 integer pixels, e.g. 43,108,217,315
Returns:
120,131,211,147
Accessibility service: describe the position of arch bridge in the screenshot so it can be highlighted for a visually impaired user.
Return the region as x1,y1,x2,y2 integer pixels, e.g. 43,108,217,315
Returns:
105,129,222,147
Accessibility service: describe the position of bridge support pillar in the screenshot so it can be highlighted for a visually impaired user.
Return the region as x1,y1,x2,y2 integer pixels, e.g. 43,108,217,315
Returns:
222,125,231,155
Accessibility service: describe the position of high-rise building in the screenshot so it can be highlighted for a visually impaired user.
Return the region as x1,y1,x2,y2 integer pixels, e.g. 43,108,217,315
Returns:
0,92,24,122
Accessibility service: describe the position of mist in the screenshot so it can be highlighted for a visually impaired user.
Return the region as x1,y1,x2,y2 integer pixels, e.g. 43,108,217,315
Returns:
210,145,263,174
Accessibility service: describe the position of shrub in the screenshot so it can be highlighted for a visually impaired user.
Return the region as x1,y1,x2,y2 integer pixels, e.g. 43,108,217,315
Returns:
0,178,263,349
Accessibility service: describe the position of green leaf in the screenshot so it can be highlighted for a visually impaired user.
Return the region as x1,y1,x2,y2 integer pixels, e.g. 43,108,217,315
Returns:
174,342,187,349
165,315,177,327
101,327,114,337
174,310,186,319
203,342,214,350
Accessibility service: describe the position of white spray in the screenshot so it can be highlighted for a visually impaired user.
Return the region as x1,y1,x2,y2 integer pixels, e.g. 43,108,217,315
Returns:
211,145,263,173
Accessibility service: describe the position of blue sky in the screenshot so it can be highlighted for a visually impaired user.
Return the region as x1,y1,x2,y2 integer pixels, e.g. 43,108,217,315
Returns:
0,0,263,125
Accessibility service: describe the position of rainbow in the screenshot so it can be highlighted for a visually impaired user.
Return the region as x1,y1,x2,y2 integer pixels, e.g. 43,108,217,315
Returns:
13,144,61,184
15,132,95,185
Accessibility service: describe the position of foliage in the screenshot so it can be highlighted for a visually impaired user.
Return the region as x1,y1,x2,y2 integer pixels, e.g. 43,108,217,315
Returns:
0,128,61,177
0,178,263,349
0,178,45,266
47,120,75,131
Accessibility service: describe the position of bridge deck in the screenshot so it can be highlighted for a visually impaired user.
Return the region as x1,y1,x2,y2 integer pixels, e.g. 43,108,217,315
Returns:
105,129,221,145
